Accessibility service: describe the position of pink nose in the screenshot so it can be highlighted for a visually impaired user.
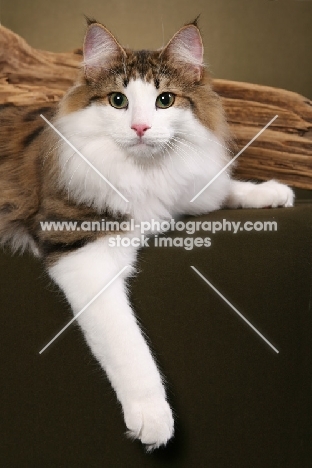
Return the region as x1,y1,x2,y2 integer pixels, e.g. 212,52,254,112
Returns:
131,123,151,137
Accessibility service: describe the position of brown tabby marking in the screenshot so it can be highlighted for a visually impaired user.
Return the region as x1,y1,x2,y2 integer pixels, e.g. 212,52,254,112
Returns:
0,20,230,266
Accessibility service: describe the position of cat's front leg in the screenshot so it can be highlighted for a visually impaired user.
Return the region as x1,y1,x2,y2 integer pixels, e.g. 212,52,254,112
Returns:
48,237,174,450
225,179,294,209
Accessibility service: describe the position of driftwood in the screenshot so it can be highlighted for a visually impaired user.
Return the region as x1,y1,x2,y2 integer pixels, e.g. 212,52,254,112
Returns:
1,25,311,189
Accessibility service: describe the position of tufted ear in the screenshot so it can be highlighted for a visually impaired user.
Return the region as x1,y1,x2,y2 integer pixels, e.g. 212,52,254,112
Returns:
83,23,126,80
161,24,204,81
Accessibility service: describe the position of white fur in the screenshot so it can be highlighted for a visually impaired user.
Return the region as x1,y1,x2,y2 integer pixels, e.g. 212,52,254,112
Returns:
226,179,294,208
49,236,173,450
56,80,231,222
50,78,294,449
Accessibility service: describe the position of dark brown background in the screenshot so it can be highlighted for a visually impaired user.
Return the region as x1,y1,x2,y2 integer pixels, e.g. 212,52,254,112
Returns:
1,205,312,467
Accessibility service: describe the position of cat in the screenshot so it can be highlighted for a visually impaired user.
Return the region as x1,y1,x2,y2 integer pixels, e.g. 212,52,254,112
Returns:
0,18,294,450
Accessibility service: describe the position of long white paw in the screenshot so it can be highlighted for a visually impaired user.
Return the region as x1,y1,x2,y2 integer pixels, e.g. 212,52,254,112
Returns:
123,396,174,451
244,180,294,208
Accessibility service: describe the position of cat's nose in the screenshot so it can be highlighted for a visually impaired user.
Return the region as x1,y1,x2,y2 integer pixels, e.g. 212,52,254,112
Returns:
131,123,151,137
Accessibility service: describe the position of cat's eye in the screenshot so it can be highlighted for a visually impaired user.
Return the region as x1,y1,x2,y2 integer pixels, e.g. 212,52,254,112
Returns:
156,92,175,109
109,92,128,109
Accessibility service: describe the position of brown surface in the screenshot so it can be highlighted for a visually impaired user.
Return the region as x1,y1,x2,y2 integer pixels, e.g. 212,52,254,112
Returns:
1,203,311,467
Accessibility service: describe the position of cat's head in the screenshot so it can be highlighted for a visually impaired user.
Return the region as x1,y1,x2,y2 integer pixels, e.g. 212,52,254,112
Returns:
58,19,227,161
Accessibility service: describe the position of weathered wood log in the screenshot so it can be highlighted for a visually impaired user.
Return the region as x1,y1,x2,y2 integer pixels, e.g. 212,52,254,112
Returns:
1,25,311,189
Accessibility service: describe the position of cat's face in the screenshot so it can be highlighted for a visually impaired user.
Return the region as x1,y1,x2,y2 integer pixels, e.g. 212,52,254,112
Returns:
87,79,189,158
53,21,229,215
58,20,224,161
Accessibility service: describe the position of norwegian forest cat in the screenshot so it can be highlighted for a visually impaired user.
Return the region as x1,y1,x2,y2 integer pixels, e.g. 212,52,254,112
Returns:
0,19,293,450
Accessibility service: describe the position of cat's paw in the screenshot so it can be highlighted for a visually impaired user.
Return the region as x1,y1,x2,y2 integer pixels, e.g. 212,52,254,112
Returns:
244,180,294,208
123,396,174,451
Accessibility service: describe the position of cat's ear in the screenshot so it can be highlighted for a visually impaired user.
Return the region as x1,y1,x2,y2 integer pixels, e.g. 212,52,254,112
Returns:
161,24,204,81
83,23,126,80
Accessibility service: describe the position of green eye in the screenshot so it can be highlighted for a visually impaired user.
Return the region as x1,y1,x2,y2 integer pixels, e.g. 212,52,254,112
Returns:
156,92,175,109
109,92,128,109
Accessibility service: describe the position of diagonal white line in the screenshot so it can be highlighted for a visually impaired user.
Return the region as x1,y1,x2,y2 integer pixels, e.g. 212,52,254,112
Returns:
190,115,278,203
40,114,129,203
39,265,129,354
191,266,279,354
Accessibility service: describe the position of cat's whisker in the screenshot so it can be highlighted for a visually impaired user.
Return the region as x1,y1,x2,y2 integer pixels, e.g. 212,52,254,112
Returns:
171,136,216,167
172,135,226,165
42,132,98,167
165,141,197,188
173,140,219,172
175,130,234,155
170,136,206,165
169,140,198,190
168,140,195,169
160,143,175,172
165,141,195,182
175,129,233,150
